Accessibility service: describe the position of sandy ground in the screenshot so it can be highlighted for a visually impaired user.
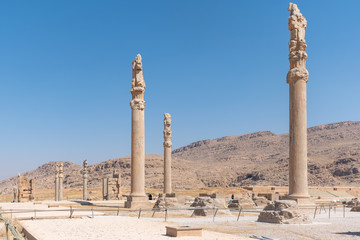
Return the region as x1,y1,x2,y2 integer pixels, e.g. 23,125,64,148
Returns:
20,216,249,240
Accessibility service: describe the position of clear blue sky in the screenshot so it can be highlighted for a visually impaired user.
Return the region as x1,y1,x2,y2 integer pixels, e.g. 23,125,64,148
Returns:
0,1,359,180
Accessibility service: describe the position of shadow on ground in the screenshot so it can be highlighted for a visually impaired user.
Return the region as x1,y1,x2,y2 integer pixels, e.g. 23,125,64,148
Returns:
334,232,360,237
73,201,94,206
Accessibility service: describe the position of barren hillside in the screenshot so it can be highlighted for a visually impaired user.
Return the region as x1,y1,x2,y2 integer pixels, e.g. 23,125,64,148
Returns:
0,121,359,194
172,121,360,187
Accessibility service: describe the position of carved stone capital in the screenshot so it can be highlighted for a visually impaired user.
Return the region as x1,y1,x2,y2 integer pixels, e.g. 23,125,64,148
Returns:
163,129,172,138
164,141,172,148
130,99,145,110
131,54,146,88
163,113,172,147
287,67,309,84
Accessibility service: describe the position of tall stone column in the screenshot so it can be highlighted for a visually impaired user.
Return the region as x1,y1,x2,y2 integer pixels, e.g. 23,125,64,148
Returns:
125,54,149,208
55,165,59,201
102,178,108,200
163,113,172,195
287,3,310,200
82,160,88,201
58,163,64,201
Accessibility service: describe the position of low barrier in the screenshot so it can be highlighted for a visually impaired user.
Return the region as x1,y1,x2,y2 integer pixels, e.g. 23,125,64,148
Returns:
0,213,23,240
0,202,356,223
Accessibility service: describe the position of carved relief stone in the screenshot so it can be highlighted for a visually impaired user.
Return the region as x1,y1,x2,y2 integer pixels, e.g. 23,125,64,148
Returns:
130,54,146,111
163,113,172,148
287,2,308,83
17,173,34,202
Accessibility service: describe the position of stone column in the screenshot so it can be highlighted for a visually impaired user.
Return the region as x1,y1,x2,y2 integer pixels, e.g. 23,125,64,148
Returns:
17,173,21,203
55,165,59,201
82,160,88,201
125,54,149,208
58,163,64,201
287,3,310,200
163,113,172,195
102,178,108,200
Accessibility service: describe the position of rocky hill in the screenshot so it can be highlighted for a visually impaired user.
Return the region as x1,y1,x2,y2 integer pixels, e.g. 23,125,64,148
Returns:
172,121,360,187
0,121,359,194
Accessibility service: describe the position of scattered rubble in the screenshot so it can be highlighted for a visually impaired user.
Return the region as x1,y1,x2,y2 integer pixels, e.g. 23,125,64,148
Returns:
257,200,311,224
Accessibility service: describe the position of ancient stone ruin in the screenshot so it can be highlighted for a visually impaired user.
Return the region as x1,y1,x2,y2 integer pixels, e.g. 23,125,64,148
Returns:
153,195,180,210
347,198,360,212
163,113,173,196
228,195,256,209
102,171,121,200
190,196,229,216
287,2,310,203
54,163,64,201
82,160,88,200
258,200,311,224
16,173,35,202
125,54,150,208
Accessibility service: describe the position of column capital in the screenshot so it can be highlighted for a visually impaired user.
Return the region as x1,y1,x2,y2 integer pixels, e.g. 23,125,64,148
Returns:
163,113,172,147
288,3,308,79
286,67,309,84
164,141,172,148
130,99,145,110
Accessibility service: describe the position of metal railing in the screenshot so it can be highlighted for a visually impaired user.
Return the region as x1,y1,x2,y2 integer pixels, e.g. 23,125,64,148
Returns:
0,203,357,224
0,213,23,240
0,205,258,222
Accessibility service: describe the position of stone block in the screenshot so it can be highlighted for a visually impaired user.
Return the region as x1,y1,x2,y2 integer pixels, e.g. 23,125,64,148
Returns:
166,226,202,237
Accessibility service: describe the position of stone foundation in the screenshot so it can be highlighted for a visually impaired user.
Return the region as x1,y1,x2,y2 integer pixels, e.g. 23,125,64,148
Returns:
258,200,311,224
125,196,152,209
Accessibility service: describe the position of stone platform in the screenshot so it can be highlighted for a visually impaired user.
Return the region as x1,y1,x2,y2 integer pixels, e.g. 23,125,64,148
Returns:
125,196,153,209
166,226,202,237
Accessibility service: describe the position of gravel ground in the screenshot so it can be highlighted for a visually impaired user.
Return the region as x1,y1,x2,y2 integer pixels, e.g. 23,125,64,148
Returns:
3,202,360,239
155,209,360,240
0,202,103,219
20,216,249,240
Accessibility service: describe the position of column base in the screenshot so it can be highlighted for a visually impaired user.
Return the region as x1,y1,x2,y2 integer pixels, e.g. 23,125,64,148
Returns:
125,196,152,209
165,193,176,198
284,194,314,206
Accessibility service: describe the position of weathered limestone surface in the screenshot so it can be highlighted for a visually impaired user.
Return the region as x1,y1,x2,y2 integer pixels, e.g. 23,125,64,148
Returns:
228,198,255,209
82,160,88,200
346,198,359,207
58,163,64,201
163,113,172,195
287,3,310,201
55,165,59,201
153,197,181,210
351,206,360,212
258,200,311,224
12,187,18,202
190,197,230,216
102,171,122,200
17,174,34,202
125,54,150,208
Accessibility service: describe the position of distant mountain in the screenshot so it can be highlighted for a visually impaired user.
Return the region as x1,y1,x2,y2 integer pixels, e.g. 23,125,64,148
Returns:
0,121,359,194
172,121,360,187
